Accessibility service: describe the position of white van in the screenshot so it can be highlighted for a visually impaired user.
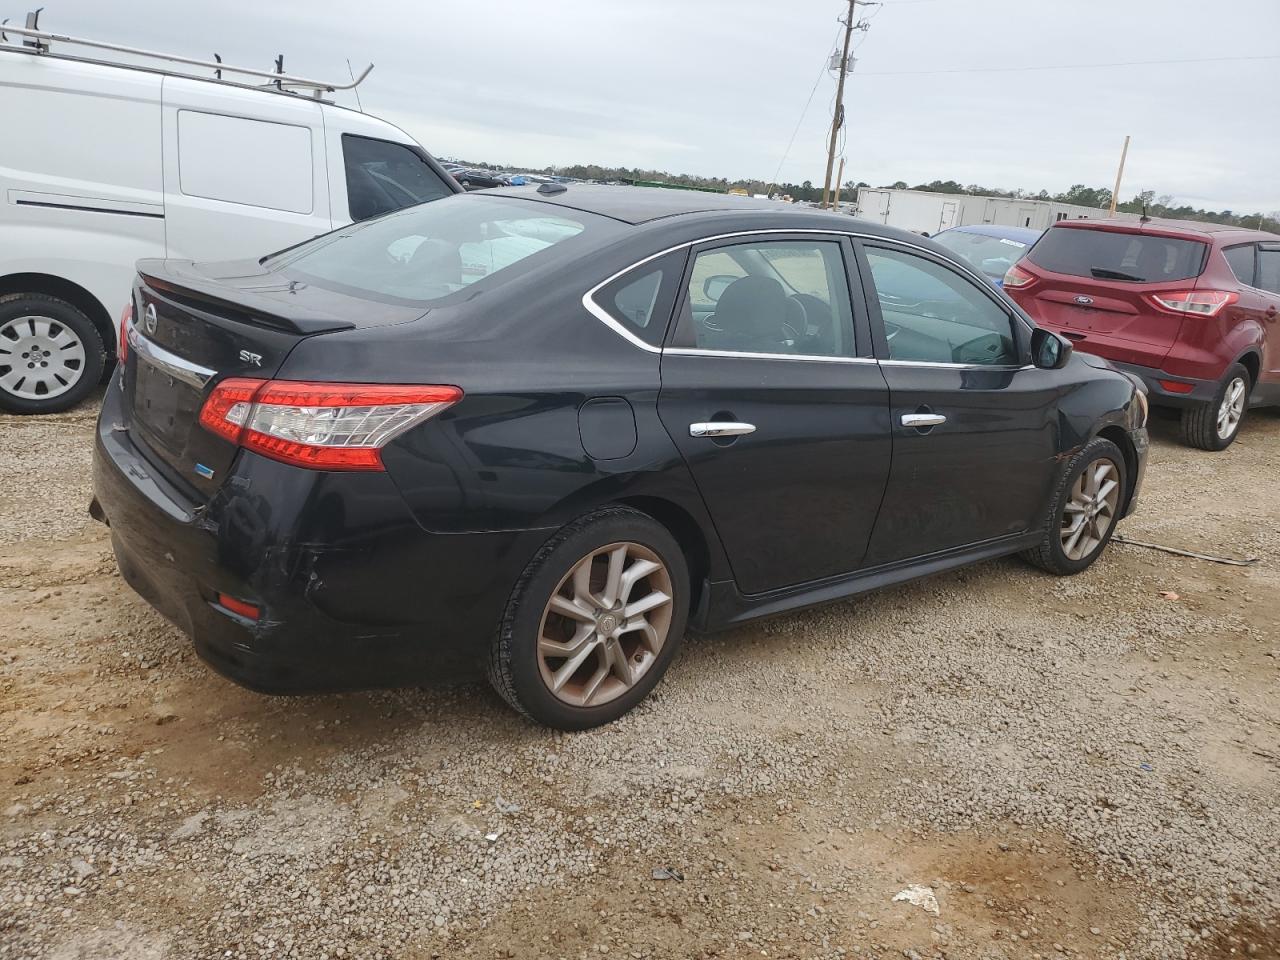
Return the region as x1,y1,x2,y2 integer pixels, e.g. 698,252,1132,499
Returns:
0,23,460,413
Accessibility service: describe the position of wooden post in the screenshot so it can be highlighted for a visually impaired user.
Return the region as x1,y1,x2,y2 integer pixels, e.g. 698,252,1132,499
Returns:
832,158,846,212
821,0,857,208
1108,135,1130,217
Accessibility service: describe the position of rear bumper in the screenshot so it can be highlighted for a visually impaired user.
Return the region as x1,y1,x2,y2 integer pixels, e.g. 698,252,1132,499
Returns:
92,379,551,694
1105,360,1217,409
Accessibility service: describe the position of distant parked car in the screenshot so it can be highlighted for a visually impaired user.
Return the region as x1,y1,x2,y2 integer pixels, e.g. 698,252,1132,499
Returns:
1005,218,1280,450
454,169,507,190
93,186,1147,729
933,224,1042,286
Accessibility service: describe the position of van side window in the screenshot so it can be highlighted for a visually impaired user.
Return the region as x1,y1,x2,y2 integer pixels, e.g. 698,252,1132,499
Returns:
177,111,314,214
342,135,453,221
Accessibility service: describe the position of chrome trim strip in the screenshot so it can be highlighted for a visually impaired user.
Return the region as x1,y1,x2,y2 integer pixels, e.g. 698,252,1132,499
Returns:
128,327,216,389
878,359,1034,371
664,347,877,364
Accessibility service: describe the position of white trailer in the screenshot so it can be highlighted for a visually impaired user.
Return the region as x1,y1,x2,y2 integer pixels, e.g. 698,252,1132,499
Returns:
853,188,1138,235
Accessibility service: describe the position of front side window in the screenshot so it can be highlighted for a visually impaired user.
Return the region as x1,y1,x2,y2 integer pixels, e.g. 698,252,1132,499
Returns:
342,135,454,221
865,246,1018,365
683,240,855,357
278,195,610,305
1223,244,1257,286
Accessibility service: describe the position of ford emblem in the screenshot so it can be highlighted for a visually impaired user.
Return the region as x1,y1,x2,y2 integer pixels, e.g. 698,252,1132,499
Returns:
1074,295,1094,306
143,303,158,335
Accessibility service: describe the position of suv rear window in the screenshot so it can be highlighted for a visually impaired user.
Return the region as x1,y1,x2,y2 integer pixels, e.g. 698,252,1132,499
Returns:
1027,228,1207,283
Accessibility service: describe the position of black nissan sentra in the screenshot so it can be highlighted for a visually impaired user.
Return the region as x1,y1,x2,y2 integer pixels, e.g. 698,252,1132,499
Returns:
92,185,1148,729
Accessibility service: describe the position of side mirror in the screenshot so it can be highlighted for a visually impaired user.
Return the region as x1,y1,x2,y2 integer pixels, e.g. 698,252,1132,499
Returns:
702,274,737,302
1031,327,1072,370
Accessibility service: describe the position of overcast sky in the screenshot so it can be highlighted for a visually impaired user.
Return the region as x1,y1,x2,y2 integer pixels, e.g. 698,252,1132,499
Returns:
39,0,1280,212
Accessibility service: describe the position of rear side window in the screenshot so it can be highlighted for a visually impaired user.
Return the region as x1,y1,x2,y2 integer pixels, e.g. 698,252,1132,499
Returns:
279,195,612,306
1028,228,1207,283
593,251,684,347
1223,244,1257,286
1258,248,1280,295
177,111,313,213
342,135,454,221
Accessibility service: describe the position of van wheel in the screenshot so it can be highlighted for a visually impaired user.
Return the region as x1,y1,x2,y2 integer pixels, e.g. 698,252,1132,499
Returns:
0,294,105,414
487,507,689,730
1180,363,1249,451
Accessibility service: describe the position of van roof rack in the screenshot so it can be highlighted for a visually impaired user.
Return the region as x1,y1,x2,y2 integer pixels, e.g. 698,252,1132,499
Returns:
0,10,372,101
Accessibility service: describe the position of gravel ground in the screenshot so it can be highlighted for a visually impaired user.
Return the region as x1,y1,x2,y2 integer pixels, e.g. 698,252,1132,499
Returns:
1,393,1277,960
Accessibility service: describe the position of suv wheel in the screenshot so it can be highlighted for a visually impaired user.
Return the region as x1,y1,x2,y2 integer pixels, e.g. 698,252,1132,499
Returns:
1022,437,1126,576
1180,362,1249,451
0,293,105,414
487,507,689,730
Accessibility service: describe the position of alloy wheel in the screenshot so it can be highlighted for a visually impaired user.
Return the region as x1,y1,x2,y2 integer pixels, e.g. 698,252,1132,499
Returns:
1216,376,1246,440
536,541,674,708
0,315,87,401
1060,458,1121,561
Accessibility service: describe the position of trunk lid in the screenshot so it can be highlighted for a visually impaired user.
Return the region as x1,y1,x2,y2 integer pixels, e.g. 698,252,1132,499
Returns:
123,258,427,497
1015,224,1209,366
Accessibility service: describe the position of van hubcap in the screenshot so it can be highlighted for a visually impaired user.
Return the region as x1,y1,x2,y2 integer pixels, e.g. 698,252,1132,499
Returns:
537,542,674,708
1060,458,1120,561
0,316,87,400
1216,377,1246,440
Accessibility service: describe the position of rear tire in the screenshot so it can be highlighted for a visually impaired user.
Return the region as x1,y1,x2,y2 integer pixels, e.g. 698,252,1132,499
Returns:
1021,437,1126,576
487,507,689,730
1180,363,1249,451
0,293,105,415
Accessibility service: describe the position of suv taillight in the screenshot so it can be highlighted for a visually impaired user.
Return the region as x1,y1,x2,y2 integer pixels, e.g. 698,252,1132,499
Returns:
118,302,133,363
1003,263,1035,288
198,379,463,471
1147,290,1238,317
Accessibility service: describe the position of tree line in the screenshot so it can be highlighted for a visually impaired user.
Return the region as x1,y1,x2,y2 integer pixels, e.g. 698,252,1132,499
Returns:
448,157,1280,234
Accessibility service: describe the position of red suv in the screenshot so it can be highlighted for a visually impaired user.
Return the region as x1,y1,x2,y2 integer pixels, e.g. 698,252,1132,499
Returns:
1004,219,1280,450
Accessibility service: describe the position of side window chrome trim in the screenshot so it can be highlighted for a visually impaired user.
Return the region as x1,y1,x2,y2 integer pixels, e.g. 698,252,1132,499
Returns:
879,358,1034,371
664,347,879,364
583,227,1013,354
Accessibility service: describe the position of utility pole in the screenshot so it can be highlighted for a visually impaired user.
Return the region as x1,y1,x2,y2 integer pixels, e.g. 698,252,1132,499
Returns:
1107,135,1130,217
821,0,859,209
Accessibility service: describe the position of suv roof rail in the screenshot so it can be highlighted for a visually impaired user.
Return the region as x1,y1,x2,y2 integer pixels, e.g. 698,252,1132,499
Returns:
0,10,372,100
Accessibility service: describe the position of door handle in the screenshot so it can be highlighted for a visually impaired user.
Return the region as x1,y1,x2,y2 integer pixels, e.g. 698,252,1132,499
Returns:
689,421,756,438
901,413,947,428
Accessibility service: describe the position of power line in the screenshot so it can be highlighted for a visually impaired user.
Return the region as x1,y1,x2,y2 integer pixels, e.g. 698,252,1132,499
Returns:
853,53,1279,77
767,23,845,192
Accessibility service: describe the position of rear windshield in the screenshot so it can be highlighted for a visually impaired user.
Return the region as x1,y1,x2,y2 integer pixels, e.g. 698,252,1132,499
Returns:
1027,227,1207,283
276,195,617,306
932,231,1033,277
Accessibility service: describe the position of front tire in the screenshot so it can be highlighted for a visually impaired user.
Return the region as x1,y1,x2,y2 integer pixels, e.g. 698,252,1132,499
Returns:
0,293,105,414
487,507,689,730
1022,437,1126,576
1180,363,1249,451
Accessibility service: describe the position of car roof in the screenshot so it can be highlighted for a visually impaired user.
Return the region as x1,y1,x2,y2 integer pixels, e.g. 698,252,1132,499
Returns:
942,224,1039,241
1054,216,1279,243
941,224,1042,243
481,183,787,225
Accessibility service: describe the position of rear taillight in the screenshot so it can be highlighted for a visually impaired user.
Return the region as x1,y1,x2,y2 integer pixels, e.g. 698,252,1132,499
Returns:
1003,263,1035,288
198,379,462,471
118,302,133,363
1147,290,1238,317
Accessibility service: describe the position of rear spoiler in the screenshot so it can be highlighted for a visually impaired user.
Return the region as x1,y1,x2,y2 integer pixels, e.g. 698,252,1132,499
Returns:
136,259,356,335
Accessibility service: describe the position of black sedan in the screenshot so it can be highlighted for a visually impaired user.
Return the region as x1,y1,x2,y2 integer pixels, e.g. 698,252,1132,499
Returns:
91,185,1148,729
453,169,507,190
